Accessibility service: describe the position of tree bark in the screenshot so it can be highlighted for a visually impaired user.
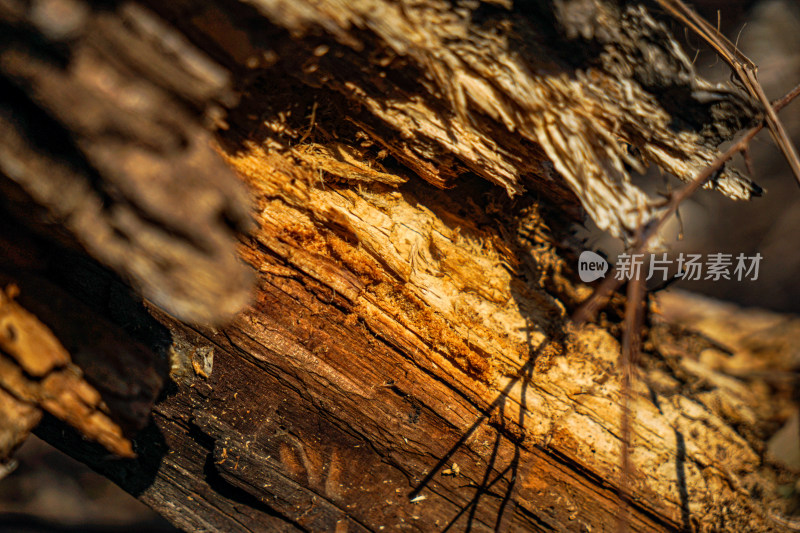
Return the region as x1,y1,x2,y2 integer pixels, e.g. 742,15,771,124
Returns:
1,0,797,531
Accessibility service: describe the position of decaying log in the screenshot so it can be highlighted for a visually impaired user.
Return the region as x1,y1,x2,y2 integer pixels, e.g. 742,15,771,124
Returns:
1,0,798,531
29,155,800,530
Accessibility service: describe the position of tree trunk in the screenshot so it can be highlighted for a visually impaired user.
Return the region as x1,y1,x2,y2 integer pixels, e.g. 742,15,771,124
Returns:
1,0,797,531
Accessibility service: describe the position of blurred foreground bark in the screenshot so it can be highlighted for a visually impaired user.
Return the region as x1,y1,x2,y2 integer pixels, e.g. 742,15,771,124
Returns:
1,0,798,531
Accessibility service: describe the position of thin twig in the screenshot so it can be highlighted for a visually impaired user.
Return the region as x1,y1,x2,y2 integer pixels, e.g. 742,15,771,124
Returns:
572,82,800,324
655,0,800,185
616,268,645,533
743,146,755,179
297,101,318,145
573,7,800,530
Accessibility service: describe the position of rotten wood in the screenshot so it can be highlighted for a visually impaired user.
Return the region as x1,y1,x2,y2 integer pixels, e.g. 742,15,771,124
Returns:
1,0,798,531
0,283,134,458
23,142,798,531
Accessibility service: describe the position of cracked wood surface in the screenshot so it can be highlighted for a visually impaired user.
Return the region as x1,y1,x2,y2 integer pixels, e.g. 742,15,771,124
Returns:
33,144,795,532
1,0,796,531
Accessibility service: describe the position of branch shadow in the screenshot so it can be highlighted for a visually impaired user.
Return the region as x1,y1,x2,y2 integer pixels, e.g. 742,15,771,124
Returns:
674,428,691,532
409,338,555,532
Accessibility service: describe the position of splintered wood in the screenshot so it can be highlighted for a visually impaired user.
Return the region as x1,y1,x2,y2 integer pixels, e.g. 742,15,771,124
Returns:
233,0,761,238
0,286,133,459
203,140,792,530
1,0,797,531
